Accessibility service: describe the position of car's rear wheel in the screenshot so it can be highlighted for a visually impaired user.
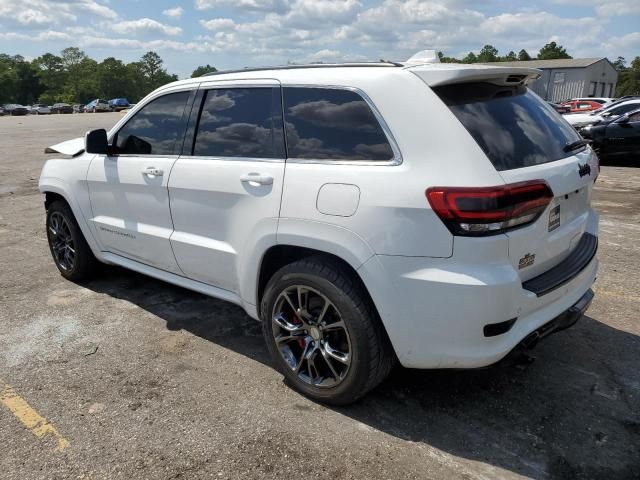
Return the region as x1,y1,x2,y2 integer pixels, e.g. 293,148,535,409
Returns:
46,200,98,281
261,257,395,405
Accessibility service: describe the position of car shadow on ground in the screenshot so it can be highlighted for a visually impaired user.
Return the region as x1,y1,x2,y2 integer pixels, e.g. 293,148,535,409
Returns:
83,265,640,480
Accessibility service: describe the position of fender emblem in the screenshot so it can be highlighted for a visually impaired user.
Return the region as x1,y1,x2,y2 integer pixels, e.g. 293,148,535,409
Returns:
578,163,591,178
518,253,536,270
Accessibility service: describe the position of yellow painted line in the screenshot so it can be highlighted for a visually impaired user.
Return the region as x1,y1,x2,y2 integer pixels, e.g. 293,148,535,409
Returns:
0,383,69,452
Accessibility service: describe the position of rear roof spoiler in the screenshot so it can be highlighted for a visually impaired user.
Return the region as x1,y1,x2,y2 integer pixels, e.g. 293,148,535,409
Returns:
406,64,542,87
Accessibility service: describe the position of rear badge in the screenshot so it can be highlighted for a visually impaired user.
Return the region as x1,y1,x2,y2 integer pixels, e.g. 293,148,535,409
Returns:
548,205,561,232
518,253,536,270
578,163,591,178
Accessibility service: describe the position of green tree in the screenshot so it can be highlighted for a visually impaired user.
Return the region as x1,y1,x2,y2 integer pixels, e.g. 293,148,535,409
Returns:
502,51,517,62
437,51,459,63
615,56,640,96
462,52,478,63
61,47,89,102
32,53,66,100
518,49,532,61
191,64,218,77
15,61,43,104
537,42,572,60
139,51,177,91
0,54,20,103
74,57,99,103
477,44,499,63
612,56,626,72
0,55,42,104
97,57,134,99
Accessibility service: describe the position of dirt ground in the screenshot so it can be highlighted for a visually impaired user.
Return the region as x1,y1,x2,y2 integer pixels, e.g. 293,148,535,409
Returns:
0,112,638,480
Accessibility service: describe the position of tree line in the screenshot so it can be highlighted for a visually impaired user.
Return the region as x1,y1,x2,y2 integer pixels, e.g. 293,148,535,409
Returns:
438,41,572,63
1,43,637,105
0,48,180,105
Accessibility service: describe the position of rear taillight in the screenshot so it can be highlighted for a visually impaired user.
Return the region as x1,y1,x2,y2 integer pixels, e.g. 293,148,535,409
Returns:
426,180,553,236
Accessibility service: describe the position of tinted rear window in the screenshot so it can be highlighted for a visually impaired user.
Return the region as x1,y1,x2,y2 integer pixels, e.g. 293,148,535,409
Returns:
433,83,581,171
283,87,394,161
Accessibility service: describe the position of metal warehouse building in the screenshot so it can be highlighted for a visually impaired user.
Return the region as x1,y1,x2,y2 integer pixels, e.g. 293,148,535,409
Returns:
487,58,618,102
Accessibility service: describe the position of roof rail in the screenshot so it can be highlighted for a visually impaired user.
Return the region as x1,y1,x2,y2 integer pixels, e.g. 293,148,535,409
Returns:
201,61,402,77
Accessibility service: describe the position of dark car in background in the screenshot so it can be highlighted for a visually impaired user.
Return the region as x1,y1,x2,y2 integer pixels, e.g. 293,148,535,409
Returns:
108,98,130,111
51,103,73,114
4,104,30,116
579,109,640,163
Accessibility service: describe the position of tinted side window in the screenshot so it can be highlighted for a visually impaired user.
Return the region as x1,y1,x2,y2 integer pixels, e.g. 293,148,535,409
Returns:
193,88,285,158
627,111,640,122
115,91,190,155
283,87,394,161
610,103,640,116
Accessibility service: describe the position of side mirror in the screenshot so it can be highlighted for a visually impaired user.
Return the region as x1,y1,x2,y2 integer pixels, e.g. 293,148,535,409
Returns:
617,115,630,124
85,128,108,154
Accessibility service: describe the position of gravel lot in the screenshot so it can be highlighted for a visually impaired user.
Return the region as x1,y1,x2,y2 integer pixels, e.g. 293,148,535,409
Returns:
0,112,638,479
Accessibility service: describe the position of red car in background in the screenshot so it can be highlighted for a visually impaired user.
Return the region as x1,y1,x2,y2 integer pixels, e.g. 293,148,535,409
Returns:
561,100,603,114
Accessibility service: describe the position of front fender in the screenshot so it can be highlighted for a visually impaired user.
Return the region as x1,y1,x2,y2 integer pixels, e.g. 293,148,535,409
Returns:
39,157,103,260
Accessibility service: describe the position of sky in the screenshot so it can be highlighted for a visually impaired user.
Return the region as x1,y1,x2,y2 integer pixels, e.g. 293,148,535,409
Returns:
0,0,639,78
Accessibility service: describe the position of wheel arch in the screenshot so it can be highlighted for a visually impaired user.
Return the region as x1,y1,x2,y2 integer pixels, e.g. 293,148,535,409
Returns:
40,180,103,260
256,243,399,369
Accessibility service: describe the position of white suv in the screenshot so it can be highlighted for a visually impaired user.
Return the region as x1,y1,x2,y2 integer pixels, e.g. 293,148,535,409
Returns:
40,56,598,404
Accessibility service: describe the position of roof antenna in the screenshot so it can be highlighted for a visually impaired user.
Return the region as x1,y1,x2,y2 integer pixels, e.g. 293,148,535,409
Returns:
405,50,440,64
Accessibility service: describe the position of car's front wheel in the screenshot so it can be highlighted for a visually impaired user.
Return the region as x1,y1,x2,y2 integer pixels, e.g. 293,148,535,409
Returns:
261,257,395,405
46,200,98,281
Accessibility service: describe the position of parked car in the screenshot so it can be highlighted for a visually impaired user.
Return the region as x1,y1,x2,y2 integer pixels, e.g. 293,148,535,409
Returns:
4,104,29,116
51,103,73,114
40,55,598,404
548,101,571,114
73,104,85,113
32,103,51,115
564,98,640,127
86,99,110,112
561,100,603,113
578,108,640,162
108,98,130,111
0,105,4,116
569,97,614,105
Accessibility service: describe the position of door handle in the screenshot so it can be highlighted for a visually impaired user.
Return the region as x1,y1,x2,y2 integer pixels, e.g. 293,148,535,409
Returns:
143,167,163,177
240,173,273,185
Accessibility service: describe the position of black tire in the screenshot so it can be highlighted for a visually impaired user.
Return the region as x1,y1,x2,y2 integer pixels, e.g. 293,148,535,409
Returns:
46,200,98,281
261,256,395,405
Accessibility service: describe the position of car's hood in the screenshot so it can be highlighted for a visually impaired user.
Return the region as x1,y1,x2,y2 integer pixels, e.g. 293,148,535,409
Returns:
44,137,85,156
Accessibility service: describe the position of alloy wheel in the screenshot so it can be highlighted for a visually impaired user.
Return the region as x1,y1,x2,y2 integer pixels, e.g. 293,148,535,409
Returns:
48,212,75,272
271,285,352,387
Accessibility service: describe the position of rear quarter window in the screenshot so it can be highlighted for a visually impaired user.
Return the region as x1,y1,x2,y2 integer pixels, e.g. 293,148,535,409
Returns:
433,83,582,171
283,87,394,161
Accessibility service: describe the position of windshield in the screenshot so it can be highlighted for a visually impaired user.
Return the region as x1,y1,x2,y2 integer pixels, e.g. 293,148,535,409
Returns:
434,82,582,171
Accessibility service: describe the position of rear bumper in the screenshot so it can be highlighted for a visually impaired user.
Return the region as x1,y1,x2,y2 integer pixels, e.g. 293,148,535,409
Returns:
505,288,593,354
359,233,598,369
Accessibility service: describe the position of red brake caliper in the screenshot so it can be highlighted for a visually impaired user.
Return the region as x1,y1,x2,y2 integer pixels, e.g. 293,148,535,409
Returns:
293,313,306,350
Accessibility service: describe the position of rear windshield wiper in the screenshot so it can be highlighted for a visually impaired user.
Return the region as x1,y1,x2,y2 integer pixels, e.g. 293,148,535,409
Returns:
564,139,591,152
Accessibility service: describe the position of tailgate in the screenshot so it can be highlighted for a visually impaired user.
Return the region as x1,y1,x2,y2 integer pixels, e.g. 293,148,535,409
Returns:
500,148,599,282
